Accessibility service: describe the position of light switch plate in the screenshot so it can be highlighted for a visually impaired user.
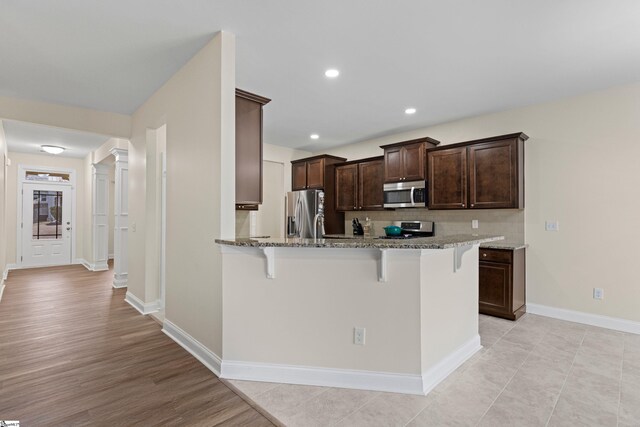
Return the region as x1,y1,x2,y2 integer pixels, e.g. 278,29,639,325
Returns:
472,220,479,229
545,220,559,232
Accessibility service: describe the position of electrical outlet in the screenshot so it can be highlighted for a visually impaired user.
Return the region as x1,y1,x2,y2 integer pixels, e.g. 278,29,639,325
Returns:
354,327,366,345
593,288,604,300
471,220,479,229
545,220,559,232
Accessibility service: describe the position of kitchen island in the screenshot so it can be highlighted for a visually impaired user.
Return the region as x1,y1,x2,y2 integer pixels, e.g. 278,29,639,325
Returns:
216,234,503,395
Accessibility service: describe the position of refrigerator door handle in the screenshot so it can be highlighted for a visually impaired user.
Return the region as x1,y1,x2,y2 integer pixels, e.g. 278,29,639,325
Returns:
313,213,321,240
296,198,303,237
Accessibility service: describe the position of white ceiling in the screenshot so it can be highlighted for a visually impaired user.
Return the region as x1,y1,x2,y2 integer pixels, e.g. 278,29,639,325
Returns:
2,1,640,152
3,120,110,159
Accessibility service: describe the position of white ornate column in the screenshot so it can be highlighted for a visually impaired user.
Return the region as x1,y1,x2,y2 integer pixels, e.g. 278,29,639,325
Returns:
91,163,110,271
110,148,129,288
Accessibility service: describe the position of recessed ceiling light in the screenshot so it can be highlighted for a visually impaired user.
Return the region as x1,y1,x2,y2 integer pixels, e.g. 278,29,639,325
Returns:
405,108,417,115
41,145,65,155
324,69,340,78
310,134,320,140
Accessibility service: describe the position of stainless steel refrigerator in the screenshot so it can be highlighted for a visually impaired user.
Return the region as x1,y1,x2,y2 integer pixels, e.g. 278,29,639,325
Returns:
286,190,325,238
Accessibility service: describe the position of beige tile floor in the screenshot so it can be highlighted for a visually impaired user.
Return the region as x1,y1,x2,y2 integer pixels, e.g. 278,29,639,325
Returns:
227,314,640,426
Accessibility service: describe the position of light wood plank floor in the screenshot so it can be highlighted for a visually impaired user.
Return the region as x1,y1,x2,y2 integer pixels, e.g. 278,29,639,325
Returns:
0,263,274,426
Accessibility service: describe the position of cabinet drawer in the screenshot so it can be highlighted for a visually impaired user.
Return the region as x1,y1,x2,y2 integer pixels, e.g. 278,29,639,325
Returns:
479,248,512,263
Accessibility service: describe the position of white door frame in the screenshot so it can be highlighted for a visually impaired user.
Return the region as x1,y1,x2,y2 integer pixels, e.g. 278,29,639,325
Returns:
16,164,77,267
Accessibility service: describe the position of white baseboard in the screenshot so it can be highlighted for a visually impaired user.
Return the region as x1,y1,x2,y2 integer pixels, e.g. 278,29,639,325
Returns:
124,291,159,315
162,319,222,376
221,335,481,396
113,273,128,288
528,303,640,335
76,258,109,272
0,284,5,303
222,360,424,395
421,334,482,394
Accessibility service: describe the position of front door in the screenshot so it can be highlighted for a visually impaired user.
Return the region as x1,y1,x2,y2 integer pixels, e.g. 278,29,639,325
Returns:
22,183,72,267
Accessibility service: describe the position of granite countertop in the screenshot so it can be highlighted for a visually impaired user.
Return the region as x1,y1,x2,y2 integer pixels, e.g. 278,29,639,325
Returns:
216,234,504,250
479,241,528,250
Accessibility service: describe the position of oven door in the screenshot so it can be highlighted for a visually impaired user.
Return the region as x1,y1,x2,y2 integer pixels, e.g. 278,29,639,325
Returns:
383,181,426,208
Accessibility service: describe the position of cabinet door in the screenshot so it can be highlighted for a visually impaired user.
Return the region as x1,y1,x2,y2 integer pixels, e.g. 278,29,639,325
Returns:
479,261,512,317
402,142,425,181
335,164,358,211
306,159,325,189
383,146,404,183
235,96,263,204
358,159,384,210
428,147,467,209
469,139,518,209
292,162,307,190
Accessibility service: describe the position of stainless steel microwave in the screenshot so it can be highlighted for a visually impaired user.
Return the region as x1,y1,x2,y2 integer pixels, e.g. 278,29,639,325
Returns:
383,180,427,208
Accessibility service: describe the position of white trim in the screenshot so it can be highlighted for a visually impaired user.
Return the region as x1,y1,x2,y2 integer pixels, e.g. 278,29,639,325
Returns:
421,334,482,394
162,319,222,376
528,303,640,335
124,291,159,315
108,253,114,260
0,284,5,302
75,258,108,272
112,274,128,288
221,335,481,396
222,361,423,394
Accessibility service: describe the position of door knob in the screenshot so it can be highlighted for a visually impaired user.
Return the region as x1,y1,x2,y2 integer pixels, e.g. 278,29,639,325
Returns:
66,227,71,231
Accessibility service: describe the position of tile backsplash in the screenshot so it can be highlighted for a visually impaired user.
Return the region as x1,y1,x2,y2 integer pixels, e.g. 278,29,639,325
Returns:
345,209,524,242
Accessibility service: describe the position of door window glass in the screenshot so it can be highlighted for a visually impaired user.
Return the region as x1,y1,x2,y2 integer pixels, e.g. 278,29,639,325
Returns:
32,190,63,240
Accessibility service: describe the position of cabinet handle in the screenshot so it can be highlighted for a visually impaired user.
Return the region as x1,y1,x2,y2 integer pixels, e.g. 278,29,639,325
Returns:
471,204,474,207
482,253,487,257
462,203,465,207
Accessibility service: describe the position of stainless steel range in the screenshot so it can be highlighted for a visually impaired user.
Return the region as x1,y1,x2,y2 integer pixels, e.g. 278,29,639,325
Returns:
378,221,435,239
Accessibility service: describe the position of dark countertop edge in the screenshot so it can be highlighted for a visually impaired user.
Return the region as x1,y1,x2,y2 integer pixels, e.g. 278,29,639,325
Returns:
215,235,504,250
479,242,528,250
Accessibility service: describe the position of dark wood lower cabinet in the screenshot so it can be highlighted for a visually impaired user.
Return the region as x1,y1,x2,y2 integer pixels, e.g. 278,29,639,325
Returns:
479,247,526,320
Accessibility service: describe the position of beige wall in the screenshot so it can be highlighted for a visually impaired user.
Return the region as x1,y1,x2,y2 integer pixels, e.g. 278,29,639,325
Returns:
0,121,8,280
128,32,235,356
222,246,478,379
5,152,88,265
0,96,130,138
322,82,640,323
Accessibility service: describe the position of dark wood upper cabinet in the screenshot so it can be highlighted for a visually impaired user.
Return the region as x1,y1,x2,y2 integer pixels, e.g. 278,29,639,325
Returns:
358,158,384,210
383,146,403,182
291,155,346,190
292,162,307,191
334,157,384,211
427,132,528,210
469,139,519,209
235,89,271,209
291,154,347,234
335,164,358,211
381,137,440,183
305,158,325,189
428,147,468,209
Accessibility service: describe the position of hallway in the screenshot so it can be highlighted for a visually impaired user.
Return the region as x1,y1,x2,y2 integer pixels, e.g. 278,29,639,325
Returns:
0,264,274,426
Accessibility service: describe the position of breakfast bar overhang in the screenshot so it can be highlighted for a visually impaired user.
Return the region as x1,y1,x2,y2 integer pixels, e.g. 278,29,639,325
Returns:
216,234,503,395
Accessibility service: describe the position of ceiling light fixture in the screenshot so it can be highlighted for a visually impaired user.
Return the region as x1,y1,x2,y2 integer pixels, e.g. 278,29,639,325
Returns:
324,69,340,78
310,134,320,140
41,145,65,155
405,108,417,115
